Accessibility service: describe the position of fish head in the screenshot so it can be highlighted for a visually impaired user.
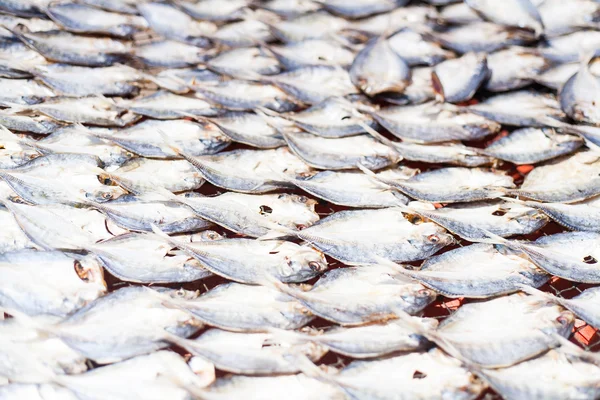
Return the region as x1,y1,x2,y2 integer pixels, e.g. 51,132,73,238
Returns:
412,222,455,250
511,207,549,228
269,193,320,230
399,283,437,310
86,183,128,203
156,287,201,301
75,254,108,296
193,230,223,242
278,244,328,282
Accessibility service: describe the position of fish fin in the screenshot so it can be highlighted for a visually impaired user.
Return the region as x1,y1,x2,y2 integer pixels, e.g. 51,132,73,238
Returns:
552,334,600,365
516,284,564,306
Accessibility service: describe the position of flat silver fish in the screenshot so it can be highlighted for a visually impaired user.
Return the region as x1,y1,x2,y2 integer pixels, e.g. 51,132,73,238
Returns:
540,30,600,62
133,40,211,68
120,91,219,119
270,11,349,43
388,28,455,66
112,158,204,193
206,111,286,149
207,47,281,77
559,55,600,125
465,0,543,36
510,196,600,232
539,0,600,36
267,40,355,69
432,52,489,103
391,141,494,166
485,47,550,92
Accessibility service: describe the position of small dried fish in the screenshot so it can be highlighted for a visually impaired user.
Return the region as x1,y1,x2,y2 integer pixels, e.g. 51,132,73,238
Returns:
270,11,349,43
369,167,514,203
90,119,230,159
46,3,147,39
138,2,215,47
482,128,583,164
439,2,480,24
207,112,286,149
379,66,436,105
210,19,275,48
180,282,315,331
510,196,600,232
133,40,210,68
508,151,600,202
111,158,204,193
267,40,355,69
370,102,501,143
534,62,582,90
153,227,327,284
391,141,494,166
174,0,249,21
538,0,600,37
388,28,455,66
432,52,489,103
347,6,438,36
10,26,130,67
0,250,106,317
559,56,600,125
283,131,400,170
485,47,550,92
465,0,543,36
469,90,566,127
318,0,409,18
153,67,221,94
168,328,327,375
540,30,600,62
350,36,411,96
269,266,436,325
0,111,62,135
263,0,321,17
291,208,453,264
120,91,219,119
0,40,49,79
434,21,536,54
0,78,54,106
207,47,281,77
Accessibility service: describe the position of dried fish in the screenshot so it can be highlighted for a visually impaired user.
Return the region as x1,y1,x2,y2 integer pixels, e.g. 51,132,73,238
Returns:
511,196,600,232
538,0,600,37
319,0,409,18
283,131,400,170
350,36,411,96
0,250,106,317
112,158,204,193
559,56,600,125
46,3,147,39
482,128,583,164
269,266,436,325
432,52,489,103
541,30,600,62
469,90,566,127
291,208,453,264
207,47,281,77
347,6,438,36
270,11,349,43
439,2,480,24
0,206,54,253
120,91,219,119
153,67,221,94
0,78,54,106
370,102,501,143
0,40,49,79
391,141,494,166
267,40,355,69
210,19,274,48
485,47,549,92
465,0,543,36
378,66,436,105
133,40,210,68
369,167,514,203
388,28,455,66
434,22,536,54
174,0,249,21
207,112,286,149
263,0,321,17
81,0,149,14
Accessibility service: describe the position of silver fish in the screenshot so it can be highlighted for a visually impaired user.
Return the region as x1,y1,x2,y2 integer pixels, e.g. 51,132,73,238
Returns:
370,167,514,203
378,66,436,105
90,119,230,159
508,151,600,202
538,0,600,37
112,158,204,193
180,282,315,331
120,91,218,119
541,30,600,63
82,0,149,14
485,47,551,92
46,3,147,39
207,112,286,149
432,52,489,103
510,196,600,232
267,40,355,69
210,19,275,48
207,47,281,77
0,40,49,79
292,208,453,264
559,56,600,125
350,36,411,96
10,26,130,67
280,168,415,208
388,28,455,66
167,328,327,375
534,62,582,90
439,2,481,24
269,265,436,325
465,0,544,36
434,21,536,54
0,78,54,106
469,90,566,127
0,250,106,317
347,6,438,36
385,242,548,298
0,0,50,17
174,0,249,21
482,128,583,164
270,11,349,43
0,111,62,135
154,227,327,284
370,102,501,143
263,0,321,18
283,131,400,170
318,0,408,18
138,2,215,47
133,40,211,68
391,141,494,166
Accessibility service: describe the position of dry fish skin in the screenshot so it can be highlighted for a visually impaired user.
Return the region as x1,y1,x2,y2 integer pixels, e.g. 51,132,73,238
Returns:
32,64,142,97
476,350,600,400
0,384,77,400
112,158,204,193
469,90,566,127
560,56,600,125
436,293,574,367
388,28,455,67
535,62,582,90
270,266,436,325
465,0,543,36
176,192,320,238
509,151,600,203
325,349,486,400
58,351,214,400
402,200,548,241
432,52,488,103
281,169,413,208
168,328,327,375
279,97,377,138
372,167,514,203
193,79,301,112
138,2,214,47
174,0,248,21
350,36,411,96
0,78,55,106
267,65,358,105
133,40,210,68
207,112,286,149
154,229,327,284
267,40,355,70
295,208,452,264
283,131,400,171
10,27,130,67
120,91,219,119
516,196,600,232
179,147,311,193
394,243,548,298
90,119,230,159
181,282,315,332
35,286,202,363
270,11,349,43
207,47,281,78
391,142,494,167
204,374,345,400
370,102,501,143
482,128,583,164
90,195,212,234
0,250,106,317
434,22,536,54
46,3,147,39
485,47,550,92
538,0,600,37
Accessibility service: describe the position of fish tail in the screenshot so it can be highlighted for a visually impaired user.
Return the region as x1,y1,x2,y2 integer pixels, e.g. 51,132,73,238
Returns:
517,284,564,306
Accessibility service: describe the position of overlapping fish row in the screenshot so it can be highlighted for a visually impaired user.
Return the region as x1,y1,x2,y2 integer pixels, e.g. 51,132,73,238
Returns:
2,0,600,399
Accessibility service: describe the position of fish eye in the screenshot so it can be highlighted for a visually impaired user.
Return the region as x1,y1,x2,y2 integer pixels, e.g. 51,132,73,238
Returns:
101,192,113,200
74,261,89,281
556,315,571,325
409,215,423,224
296,224,307,230
297,196,308,203
583,255,597,264
427,234,440,243
308,261,321,272
259,205,273,215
